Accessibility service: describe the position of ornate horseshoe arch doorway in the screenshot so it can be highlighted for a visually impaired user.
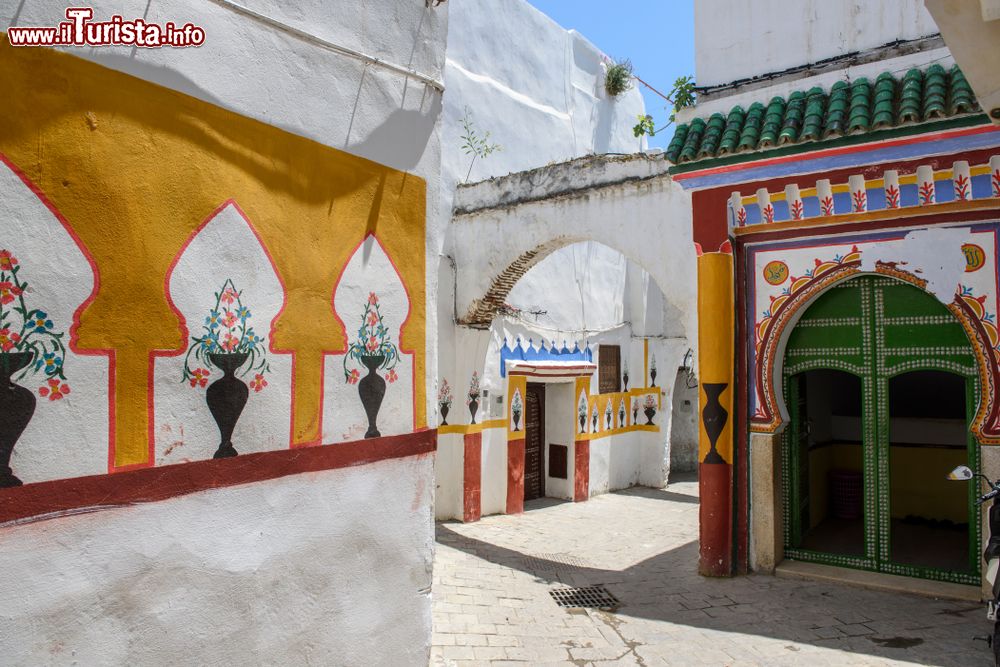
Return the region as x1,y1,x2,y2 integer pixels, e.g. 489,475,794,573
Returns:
778,274,982,584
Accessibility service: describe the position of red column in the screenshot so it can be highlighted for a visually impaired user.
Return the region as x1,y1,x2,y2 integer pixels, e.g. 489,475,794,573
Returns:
574,439,589,501
506,438,525,514
463,432,482,522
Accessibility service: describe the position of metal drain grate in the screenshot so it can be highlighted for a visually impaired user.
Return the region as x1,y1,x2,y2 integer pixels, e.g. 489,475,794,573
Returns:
524,553,589,570
549,585,620,610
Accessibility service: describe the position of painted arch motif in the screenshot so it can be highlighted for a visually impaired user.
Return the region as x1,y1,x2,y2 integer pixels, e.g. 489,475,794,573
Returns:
751,248,1000,443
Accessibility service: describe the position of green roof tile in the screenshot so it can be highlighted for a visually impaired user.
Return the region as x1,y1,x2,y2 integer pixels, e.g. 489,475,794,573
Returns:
667,64,984,166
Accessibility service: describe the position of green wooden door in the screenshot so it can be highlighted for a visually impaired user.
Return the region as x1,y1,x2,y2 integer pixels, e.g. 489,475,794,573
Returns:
782,275,981,584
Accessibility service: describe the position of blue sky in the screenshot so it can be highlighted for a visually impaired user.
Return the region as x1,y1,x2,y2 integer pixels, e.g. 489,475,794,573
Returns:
527,0,696,148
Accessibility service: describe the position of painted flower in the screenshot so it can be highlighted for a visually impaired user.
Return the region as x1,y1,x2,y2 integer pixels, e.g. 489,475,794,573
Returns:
222,310,239,328
205,310,221,329
35,352,62,375
38,378,70,401
366,335,379,353
245,331,261,347
346,368,361,385
386,368,398,383
189,367,210,388
0,250,18,271
31,311,54,333
644,394,656,409
0,281,22,305
221,286,239,305
250,373,268,392
221,333,239,352
366,310,379,327
0,328,21,352
236,306,251,321
367,292,378,306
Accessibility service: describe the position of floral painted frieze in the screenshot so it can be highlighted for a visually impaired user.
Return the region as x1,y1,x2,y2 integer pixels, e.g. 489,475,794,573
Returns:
182,279,269,458
0,249,71,486
749,227,1000,442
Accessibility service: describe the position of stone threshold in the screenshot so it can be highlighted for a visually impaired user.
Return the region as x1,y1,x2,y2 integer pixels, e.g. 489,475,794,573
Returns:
775,560,981,602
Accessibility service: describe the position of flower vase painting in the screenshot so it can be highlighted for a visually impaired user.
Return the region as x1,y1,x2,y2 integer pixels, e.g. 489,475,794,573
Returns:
0,249,71,487
343,292,400,439
511,388,522,431
182,279,269,458
578,393,587,433
467,371,480,424
643,393,657,425
438,379,453,426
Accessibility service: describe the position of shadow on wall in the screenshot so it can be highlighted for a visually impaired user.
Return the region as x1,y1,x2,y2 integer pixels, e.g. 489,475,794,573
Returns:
348,102,442,172
670,368,698,474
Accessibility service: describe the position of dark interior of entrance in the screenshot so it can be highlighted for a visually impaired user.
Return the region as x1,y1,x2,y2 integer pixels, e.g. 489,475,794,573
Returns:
791,369,865,558
887,371,970,573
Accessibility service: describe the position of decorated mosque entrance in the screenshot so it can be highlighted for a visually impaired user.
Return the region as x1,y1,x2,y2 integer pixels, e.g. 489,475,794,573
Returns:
782,275,981,585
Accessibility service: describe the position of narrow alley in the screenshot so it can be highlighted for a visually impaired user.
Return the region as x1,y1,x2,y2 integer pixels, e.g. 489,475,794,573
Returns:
432,475,986,666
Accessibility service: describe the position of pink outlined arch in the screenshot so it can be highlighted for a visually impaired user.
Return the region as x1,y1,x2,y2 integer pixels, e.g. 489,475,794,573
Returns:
751,261,1000,443
0,153,114,471
156,200,290,461
329,231,418,436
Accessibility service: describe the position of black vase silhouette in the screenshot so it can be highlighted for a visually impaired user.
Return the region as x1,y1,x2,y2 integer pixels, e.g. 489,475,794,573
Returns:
512,408,521,431
579,413,586,433
623,372,629,391
440,403,449,426
606,412,612,429
644,407,656,425
206,352,249,458
650,367,657,387
0,352,35,487
592,413,598,432
619,408,625,425
468,397,479,424
359,354,386,439
633,408,638,423
702,383,728,464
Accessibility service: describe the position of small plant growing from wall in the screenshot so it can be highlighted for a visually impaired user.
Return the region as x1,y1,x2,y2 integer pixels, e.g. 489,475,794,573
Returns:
344,291,400,439
460,107,502,182
438,378,453,426
182,279,269,458
632,75,696,138
604,57,634,97
0,249,71,486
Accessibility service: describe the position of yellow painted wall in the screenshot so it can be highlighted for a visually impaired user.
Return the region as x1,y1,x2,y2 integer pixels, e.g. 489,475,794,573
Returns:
0,43,427,468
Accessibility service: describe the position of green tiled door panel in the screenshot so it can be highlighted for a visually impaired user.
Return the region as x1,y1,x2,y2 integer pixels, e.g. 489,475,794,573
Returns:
781,275,981,585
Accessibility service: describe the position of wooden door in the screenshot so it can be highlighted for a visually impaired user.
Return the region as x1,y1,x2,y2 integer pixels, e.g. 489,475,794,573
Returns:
524,383,545,502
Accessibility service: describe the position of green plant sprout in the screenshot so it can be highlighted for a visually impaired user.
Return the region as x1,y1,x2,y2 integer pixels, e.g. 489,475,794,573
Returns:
460,106,502,182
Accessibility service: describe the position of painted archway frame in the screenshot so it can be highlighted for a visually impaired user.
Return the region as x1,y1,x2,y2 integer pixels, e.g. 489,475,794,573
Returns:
751,255,1000,444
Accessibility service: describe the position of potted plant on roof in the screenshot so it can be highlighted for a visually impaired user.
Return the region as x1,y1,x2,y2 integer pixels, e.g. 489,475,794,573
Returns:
438,378,453,426
0,249,71,487
182,279,269,458
643,394,657,425
466,371,481,424
343,291,400,439
511,389,522,431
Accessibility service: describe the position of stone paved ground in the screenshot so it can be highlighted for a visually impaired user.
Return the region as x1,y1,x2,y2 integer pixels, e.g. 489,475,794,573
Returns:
431,473,989,666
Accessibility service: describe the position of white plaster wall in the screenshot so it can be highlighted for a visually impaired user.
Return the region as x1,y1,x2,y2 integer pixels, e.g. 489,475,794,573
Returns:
480,427,508,516
435,432,465,520
545,382,575,500
670,370,700,474
694,0,941,87
589,437,611,497
0,454,434,666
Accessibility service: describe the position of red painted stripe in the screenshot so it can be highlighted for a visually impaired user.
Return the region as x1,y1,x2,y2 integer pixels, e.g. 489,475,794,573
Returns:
463,432,482,522
506,438,525,515
673,124,1000,181
574,439,589,502
0,429,437,526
